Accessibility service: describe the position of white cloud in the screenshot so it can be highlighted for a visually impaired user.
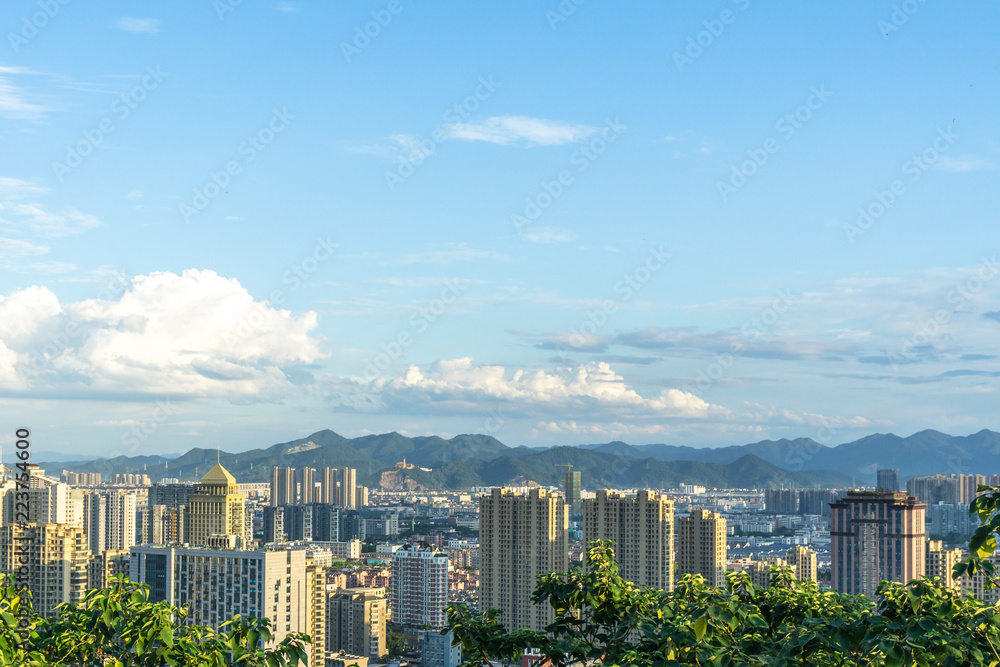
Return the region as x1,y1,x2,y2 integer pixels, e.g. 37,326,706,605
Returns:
0,73,47,119
0,177,102,242
934,155,994,172
0,270,327,398
116,17,160,33
392,242,506,265
125,190,144,200
0,237,48,258
355,357,728,420
442,116,598,146
274,2,297,11
519,226,576,244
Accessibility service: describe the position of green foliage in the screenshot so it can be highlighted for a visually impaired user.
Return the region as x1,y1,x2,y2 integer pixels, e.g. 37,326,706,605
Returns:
955,484,1000,588
384,631,407,659
0,575,311,667
451,540,1000,667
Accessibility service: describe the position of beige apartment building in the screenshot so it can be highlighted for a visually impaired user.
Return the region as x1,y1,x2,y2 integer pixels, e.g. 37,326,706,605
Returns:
677,508,728,588
582,489,675,590
326,587,387,659
785,545,818,582
0,523,89,617
830,491,926,598
925,539,964,589
479,488,568,632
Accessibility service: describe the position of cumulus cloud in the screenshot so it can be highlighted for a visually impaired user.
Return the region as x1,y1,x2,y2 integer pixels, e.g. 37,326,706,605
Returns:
442,116,598,146
356,357,728,420
0,270,326,398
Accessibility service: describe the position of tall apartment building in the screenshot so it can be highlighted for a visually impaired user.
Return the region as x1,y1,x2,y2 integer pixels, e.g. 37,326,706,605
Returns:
765,489,799,514
906,474,986,506
928,502,977,536
746,556,787,588
677,508,727,588
876,469,900,492
830,491,926,598
299,467,316,504
925,539,964,589
130,545,322,664
785,545,818,582
960,553,1000,604
89,549,131,589
355,485,369,508
798,489,839,516
391,543,449,627
582,489,674,590
83,492,106,554
479,488,568,633
187,463,248,547
340,468,357,510
3,482,82,526
0,523,89,617
305,564,327,667
264,504,340,544
322,467,338,504
148,483,195,510
326,587,387,660
104,491,137,552
139,504,186,545
270,467,296,507
422,629,462,667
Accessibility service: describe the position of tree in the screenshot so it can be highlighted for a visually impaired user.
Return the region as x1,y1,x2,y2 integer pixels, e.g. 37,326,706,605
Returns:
955,483,1000,589
385,630,407,658
0,575,312,666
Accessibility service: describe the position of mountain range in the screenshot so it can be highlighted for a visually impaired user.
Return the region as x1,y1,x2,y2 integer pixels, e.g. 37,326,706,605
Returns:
35,428,998,491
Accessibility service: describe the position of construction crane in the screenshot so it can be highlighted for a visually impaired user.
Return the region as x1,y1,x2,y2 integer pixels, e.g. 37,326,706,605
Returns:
554,463,573,473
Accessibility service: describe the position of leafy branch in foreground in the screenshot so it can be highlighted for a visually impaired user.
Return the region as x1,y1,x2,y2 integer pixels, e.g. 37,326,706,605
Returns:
954,483,1000,589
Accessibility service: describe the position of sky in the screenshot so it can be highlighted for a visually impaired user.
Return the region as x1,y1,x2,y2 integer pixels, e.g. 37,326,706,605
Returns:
1,0,999,459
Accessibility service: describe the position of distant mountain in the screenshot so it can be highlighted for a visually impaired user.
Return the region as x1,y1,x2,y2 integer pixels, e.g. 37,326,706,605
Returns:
580,430,1000,481
384,447,851,491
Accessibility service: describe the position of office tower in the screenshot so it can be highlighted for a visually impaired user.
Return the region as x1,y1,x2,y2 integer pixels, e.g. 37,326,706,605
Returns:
187,462,247,547
322,467,339,504
340,468,357,509
765,489,799,514
830,491,926,598
677,508,727,588
355,485,369,508
130,545,322,663
876,469,900,492
925,540,964,589
148,482,195,510
0,523,88,617
906,474,987,506
422,629,462,667
582,489,674,590
299,467,316,504
391,544,449,628
565,470,581,519
89,549,131,589
479,488,568,633
326,588,387,659
270,467,296,507
785,545,818,582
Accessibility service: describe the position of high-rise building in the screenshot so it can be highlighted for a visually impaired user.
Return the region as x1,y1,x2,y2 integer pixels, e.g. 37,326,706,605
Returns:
746,556,787,588
187,463,247,547
3,482,80,526
130,545,322,664
355,485,369,508
960,553,1000,604
565,470,581,519
422,629,462,667
0,523,89,617
305,564,327,667
83,492,107,554
582,489,674,590
104,490,137,552
322,467,339,504
765,489,798,514
89,549,131,589
340,468,357,510
139,504,185,545
797,489,839,516
677,508,727,588
270,467,296,507
264,504,340,544
326,588,387,659
299,467,316,504
925,540,964,589
830,491,926,598
928,502,977,536
785,545,818,582
876,469,900,492
148,483,195,510
479,488,568,633
391,544,449,628
906,474,986,506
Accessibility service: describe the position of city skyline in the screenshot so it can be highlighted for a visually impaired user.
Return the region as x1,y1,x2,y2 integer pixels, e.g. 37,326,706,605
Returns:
2,2,1000,456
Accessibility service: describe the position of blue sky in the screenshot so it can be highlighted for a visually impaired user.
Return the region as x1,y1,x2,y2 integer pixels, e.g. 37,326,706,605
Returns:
2,0,999,458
